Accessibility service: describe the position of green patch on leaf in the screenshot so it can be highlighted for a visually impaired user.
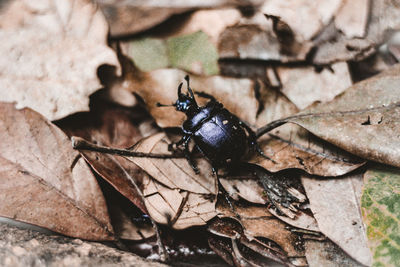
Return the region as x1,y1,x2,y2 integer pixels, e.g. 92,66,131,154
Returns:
127,31,219,75
129,38,169,72
167,31,219,75
362,166,400,267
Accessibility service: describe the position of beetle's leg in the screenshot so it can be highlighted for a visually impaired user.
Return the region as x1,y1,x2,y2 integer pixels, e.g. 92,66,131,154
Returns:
194,91,217,102
183,137,200,174
238,120,276,163
168,135,188,152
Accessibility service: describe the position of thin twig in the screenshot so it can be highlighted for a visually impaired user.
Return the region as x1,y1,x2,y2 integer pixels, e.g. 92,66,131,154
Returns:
71,136,184,159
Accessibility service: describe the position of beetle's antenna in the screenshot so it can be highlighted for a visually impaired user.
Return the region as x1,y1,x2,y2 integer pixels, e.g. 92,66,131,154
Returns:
184,75,198,106
156,102,175,107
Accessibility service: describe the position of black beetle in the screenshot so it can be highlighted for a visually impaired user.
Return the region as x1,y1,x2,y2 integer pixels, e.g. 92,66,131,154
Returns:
157,76,273,174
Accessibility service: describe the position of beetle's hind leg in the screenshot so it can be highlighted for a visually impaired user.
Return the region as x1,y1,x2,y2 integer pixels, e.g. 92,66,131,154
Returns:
238,120,276,164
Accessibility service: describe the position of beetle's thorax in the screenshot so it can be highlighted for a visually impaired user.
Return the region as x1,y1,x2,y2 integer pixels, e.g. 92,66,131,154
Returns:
182,101,222,132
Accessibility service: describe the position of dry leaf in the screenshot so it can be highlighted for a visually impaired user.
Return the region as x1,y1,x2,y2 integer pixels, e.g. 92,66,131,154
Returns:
277,62,352,110
251,124,365,176
291,64,400,168
261,0,343,41
143,177,217,229
334,0,369,38
0,0,120,120
301,173,371,266
130,133,217,195
0,102,113,240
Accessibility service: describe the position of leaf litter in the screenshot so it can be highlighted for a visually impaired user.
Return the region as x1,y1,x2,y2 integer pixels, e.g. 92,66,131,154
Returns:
2,0,400,266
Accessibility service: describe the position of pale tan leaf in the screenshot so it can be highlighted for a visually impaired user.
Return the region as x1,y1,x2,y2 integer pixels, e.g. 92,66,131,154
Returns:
143,178,217,229
0,0,120,120
301,173,371,266
261,0,343,41
334,0,369,38
277,62,352,110
130,133,217,195
0,102,113,240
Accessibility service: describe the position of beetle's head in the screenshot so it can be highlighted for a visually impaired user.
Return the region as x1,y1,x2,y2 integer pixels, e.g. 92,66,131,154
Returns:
157,75,198,113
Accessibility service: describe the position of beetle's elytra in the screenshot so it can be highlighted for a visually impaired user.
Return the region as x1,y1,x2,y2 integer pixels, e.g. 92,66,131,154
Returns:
157,76,272,173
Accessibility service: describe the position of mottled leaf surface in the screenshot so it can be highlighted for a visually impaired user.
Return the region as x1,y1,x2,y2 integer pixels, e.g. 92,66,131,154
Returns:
0,103,113,240
362,166,400,267
292,64,400,168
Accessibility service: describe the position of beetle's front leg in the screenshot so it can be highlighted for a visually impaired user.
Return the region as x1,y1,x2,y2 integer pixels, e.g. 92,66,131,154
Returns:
182,137,200,174
168,135,187,152
238,120,276,164
194,91,217,102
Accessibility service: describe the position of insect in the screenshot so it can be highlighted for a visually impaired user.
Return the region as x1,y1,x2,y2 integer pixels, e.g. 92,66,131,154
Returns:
157,75,273,174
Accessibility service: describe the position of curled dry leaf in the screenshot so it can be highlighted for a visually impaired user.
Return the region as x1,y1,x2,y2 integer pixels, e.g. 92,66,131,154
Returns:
301,173,371,266
362,166,400,267
130,133,217,195
143,177,217,229
0,0,120,120
334,0,369,38
292,64,400,168
0,102,113,240
128,69,258,128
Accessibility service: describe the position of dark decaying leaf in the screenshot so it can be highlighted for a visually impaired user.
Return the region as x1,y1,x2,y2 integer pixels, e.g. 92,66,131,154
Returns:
291,64,400,168
0,102,113,240
301,173,371,266
362,165,400,267
216,198,307,265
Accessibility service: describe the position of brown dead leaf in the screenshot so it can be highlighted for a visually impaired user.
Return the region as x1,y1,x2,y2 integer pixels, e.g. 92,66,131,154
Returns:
252,124,365,176
130,133,217,195
0,102,113,240
301,173,371,266
277,62,352,110
143,177,217,229
128,68,258,128
291,64,400,168
218,13,313,62
0,0,120,120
